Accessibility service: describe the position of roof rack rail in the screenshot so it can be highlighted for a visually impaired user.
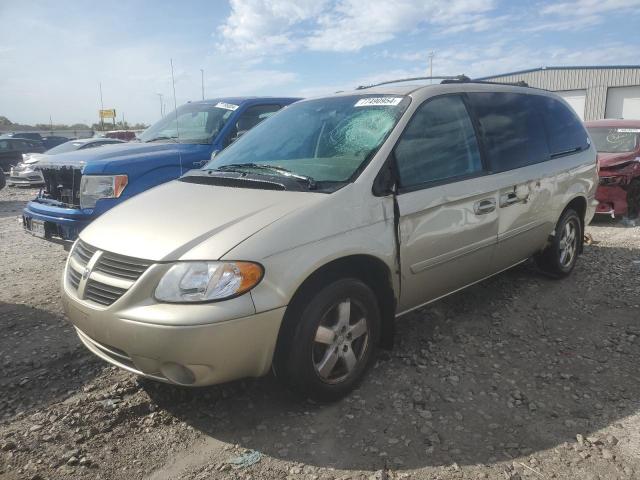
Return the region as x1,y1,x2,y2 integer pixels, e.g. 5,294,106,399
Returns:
355,75,470,90
447,78,530,88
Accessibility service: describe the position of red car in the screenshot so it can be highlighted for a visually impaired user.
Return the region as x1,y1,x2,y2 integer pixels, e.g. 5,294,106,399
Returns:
585,119,640,219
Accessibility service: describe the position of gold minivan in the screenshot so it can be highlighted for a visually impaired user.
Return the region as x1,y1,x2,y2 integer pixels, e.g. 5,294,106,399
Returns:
61,79,597,401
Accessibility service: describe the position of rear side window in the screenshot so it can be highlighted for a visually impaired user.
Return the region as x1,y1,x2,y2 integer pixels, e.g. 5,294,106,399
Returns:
538,96,590,157
467,92,549,172
394,95,483,188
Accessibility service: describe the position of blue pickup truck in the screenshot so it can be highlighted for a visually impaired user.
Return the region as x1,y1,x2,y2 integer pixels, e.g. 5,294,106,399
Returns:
23,96,300,243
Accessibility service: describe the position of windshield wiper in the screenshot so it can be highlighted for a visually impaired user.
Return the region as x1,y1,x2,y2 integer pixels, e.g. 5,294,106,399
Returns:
145,135,179,143
215,163,317,190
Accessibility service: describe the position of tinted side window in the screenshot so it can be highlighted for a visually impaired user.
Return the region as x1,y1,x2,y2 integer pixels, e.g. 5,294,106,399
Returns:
395,95,483,188
12,140,28,150
538,96,590,157
467,92,549,172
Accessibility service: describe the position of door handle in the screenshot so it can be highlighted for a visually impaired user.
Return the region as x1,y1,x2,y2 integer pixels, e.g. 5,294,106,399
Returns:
500,188,530,207
500,192,520,207
473,199,496,215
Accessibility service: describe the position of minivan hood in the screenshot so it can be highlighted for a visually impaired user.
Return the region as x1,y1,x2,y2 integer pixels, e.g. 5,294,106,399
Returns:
36,142,209,172
79,179,325,261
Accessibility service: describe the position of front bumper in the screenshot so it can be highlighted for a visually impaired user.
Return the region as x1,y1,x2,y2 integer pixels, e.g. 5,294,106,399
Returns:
8,168,44,186
595,185,628,217
23,200,93,241
61,260,285,386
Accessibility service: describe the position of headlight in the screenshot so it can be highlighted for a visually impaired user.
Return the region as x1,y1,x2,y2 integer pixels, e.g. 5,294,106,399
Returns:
154,261,263,303
13,162,29,172
79,175,128,209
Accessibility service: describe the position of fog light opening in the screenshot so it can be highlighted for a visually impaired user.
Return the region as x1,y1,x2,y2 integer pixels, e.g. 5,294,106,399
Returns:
160,362,196,385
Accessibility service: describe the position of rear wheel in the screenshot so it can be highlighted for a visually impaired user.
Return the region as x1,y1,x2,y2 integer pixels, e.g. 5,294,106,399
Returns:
626,179,640,219
276,278,380,402
535,208,582,278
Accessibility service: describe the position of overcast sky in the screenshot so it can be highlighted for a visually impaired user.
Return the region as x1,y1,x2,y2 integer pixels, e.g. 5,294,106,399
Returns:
0,0,639,126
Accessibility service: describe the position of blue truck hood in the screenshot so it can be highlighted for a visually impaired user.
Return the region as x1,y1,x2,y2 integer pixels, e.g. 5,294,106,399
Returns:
36,142,211,174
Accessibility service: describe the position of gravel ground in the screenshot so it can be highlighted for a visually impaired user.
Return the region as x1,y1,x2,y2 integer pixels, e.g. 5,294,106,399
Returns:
1,185,639,480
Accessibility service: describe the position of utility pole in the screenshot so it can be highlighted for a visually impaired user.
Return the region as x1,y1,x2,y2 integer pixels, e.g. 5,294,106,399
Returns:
428,51,435,84
99,82,105,131
156,93,164,117
200,69,205,100
49,115,53,135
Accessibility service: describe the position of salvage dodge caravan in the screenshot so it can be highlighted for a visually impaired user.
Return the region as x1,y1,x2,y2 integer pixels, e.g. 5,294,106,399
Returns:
62,79,597,401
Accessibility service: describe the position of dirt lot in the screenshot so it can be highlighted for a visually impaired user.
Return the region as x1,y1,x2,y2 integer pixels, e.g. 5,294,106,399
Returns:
1,185,639,480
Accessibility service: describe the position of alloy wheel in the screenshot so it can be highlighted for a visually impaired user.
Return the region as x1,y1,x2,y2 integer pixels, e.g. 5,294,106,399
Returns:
559,220,578,268
312,298,369,384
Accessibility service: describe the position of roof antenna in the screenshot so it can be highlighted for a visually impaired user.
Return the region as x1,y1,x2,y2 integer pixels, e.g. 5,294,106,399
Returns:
170,58,183,175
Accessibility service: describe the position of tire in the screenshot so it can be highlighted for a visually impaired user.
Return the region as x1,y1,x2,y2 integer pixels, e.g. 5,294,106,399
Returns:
535,208,582,278
627,179,640,219
276,278,381,402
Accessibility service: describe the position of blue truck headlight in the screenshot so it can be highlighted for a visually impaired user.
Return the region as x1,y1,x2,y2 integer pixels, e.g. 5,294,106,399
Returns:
79,175,128,209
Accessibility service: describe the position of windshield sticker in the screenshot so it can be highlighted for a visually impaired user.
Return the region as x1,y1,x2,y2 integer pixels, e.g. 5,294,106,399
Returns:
617,128,640,133
354,97,403,107
215,102,239,111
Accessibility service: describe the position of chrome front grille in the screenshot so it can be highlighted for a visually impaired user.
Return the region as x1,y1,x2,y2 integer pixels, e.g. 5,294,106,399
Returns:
73,240,96,264
94,252,151,280
66,240,151,307
85,280,128,306
68,267,81,289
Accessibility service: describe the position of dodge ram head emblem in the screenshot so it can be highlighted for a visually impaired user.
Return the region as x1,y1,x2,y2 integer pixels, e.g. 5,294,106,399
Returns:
82,267,90,280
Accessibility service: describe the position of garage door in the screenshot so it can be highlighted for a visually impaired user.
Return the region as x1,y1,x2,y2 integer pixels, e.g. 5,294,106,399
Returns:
556,90,586,120
605,85,640,119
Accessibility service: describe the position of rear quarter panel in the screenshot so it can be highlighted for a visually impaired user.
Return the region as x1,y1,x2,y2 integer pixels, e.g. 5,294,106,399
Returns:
551,146,598,225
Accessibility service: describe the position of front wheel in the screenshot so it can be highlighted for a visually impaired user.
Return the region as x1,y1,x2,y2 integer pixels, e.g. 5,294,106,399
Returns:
276,278,381,402
535,208,582,278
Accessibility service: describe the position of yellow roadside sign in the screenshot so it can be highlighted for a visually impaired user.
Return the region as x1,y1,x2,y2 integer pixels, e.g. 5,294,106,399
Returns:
99,109,116,119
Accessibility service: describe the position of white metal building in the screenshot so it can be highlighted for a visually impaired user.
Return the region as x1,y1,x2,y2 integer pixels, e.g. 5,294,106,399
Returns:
477,66,640,121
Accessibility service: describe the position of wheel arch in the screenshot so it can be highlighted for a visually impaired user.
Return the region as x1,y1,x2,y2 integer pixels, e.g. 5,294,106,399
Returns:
273,254,397,372
562,195,587,254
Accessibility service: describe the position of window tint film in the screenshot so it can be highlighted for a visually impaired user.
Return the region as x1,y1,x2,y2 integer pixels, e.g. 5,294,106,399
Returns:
395,95,483,188
539,96,590,156
467,92,549,172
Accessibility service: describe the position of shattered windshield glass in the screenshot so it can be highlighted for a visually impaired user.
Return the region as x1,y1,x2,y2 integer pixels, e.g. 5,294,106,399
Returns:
204,95,410,184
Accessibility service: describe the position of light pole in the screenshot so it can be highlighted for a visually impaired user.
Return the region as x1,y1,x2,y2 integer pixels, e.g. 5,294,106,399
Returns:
428,51,435,84
98,82,105,131
200,69,204,100
156,93,164,117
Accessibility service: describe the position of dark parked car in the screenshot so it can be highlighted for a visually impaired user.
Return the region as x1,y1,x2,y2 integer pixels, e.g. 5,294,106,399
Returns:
42,135,71,149
3,132,44,142
2,132,69,150
0,138,45,173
